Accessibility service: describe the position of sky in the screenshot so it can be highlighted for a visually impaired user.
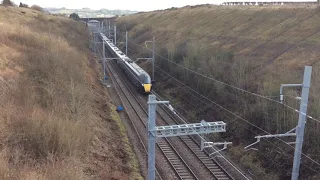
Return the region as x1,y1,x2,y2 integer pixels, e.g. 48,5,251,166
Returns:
12,0,224,11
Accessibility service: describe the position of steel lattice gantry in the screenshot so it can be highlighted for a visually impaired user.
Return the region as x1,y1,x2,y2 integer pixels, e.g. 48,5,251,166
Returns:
155,121,226,137
148,95,227,180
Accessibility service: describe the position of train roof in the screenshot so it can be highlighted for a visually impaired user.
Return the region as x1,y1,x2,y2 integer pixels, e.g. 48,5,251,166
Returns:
100,33,151,77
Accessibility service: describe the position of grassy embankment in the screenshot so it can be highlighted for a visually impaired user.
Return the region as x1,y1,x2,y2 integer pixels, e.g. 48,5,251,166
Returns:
117,5,320,179
0,6,142,179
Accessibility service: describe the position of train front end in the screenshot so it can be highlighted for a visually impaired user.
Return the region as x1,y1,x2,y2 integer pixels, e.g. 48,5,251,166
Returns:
139,73,152,93
143,83,152,93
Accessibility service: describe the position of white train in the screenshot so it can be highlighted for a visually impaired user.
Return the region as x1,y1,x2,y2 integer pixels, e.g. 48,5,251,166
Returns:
99,33,152,93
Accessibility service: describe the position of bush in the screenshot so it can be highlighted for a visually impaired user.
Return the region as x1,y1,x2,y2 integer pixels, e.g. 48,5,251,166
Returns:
11,108,91,158
1,0,13,6
19,2,28,8
0,6,93,179
31,5,43,12
69,13,80,20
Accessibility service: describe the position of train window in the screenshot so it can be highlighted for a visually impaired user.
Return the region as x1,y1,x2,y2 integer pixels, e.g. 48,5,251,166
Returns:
124,58,133,63
139,73,151,84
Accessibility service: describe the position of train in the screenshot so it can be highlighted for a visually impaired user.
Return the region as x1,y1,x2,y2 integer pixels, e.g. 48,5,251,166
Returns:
99,32,153,93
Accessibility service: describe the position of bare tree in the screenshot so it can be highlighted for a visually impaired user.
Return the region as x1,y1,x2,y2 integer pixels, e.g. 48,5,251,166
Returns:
69,13,80,20
19,2,29,8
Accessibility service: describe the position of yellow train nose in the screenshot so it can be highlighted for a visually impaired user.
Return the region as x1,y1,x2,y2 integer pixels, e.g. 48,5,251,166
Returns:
143,84,152,93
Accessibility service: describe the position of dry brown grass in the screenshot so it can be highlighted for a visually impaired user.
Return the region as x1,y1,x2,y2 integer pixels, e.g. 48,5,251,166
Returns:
0,5,93,179
1,0,14,6
0,6,142,179
30,5,44,12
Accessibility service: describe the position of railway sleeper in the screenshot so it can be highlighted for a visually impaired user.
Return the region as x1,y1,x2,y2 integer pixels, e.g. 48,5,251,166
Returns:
215,175,229,178
172,161,181,163
207,166,219,169
164,152,175,155
179,175,192,178
196,155,207,158
216,177,230,179
202,161,216,164
172,163,182,166
210,168,223,172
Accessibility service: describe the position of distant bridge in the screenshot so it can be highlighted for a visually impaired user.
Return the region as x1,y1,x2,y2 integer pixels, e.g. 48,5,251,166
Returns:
80,17,116,23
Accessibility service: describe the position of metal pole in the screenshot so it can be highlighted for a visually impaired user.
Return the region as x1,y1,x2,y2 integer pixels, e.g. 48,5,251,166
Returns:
126,31,128,55
101,22,103,33
201,135,204,151
103,41,106,83
114,25,117,45
152,36,155,81
148,95,157,180
108,21,111,38
291,66,312,180
93,33,96,53
280,84,302,103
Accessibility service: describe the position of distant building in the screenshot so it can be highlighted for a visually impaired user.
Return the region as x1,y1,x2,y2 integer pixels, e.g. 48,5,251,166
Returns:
222,0,317,5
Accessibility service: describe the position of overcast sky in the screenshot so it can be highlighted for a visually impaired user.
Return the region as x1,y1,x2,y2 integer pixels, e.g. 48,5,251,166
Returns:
12,0,316,11
12,0,224,11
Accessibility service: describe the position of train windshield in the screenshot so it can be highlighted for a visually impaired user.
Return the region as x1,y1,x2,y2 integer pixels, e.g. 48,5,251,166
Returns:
140,73,151,84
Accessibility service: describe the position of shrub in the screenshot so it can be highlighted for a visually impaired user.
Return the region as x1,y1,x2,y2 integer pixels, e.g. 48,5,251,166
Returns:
19,2,28,8
31,5,43,12
69,13,80,20
0,6,93,179
1,0,13,6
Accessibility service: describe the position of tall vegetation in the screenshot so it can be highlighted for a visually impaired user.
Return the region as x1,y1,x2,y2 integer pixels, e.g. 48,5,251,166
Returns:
1,0,13,6
30,5,44,12
70,13,80,20
0,6,91,179
0,5,143,180
19,2,28,8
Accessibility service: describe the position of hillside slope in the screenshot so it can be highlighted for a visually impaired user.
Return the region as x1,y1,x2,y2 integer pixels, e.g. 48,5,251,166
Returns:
117,5,320,179
0,6,141,179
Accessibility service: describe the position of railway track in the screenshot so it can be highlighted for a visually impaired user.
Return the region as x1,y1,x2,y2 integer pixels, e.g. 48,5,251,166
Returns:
157,140,198,180
97,32,247,179
109,59,239,179
105,57,199,180
151,92,236,180
180,136,232,180
152,88,249,180
96,43,162,179
106,54,247,179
